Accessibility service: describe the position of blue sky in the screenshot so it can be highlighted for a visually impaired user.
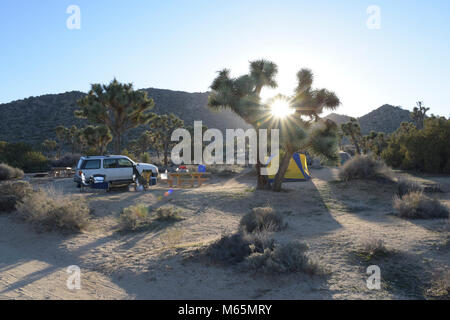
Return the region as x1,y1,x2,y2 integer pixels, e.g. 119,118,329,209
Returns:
0,0,449,117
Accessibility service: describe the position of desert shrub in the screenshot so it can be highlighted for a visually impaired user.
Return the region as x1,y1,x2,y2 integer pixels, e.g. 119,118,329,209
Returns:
0,163,24,180
0,181,33,212
393,191,449,219
358,239,391,260
240,206,285,233
245,241,324,275
397,177,423,198
338,155,392,181
204,232,274,266
16,188,90,232
119,204,150,231
51,154,81,168
154,206,182,222
119,205,183,231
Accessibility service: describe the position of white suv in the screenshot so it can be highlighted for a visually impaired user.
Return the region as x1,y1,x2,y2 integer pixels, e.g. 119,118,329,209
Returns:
74,155,158,187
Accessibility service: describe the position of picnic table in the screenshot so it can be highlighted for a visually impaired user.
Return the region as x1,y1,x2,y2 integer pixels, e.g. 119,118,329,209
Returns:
164,172,210,188
50,167,75,178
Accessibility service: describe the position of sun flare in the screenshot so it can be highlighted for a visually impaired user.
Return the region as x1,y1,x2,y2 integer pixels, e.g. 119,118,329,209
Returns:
270,99,295,118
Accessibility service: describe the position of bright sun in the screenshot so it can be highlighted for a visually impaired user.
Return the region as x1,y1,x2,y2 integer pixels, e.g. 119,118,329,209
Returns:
270,99,295,118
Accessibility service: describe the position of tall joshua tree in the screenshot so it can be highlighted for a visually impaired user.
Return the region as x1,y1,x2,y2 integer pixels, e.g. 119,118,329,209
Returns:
75,79,155,154
411,101,429,130
341,118,362,155
150,114,185,166
208,59,278,190
270,69,340,192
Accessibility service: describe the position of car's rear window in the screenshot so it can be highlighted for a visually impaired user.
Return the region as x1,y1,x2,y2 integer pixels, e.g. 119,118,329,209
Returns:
81,159,101,169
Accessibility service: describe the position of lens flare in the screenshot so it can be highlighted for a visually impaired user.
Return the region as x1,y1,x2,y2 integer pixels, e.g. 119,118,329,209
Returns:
270,100,295,118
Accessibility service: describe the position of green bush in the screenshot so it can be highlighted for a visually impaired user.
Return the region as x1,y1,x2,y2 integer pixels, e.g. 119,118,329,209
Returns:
393,191,449,219
0,142,49,173
382,117,450,173
0,163,24,180
21,151,49,173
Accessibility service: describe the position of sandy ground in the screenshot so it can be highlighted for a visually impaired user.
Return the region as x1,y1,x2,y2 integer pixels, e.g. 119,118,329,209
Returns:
0,168,448,300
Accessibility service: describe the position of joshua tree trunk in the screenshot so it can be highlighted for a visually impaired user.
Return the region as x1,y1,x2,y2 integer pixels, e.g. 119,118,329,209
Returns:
351,133,361,155
163,142,168,166
114,133,122,154
255,132,270,190
272,149,294,192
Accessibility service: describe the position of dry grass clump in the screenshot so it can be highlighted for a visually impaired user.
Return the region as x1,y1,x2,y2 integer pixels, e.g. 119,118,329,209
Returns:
239,206,286,233
426,270,449,300
397,177,423,198
393,191,449,219
0,181,33,212
16,188,90,232
154,207,183,222
119,204,150,231
357,239,391,261
119,205,183,231
245,241,324,275
0,163,24,181
202,231,275,265
338,155,392,181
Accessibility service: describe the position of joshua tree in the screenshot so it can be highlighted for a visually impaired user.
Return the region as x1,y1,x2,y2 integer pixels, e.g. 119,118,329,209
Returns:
270,69,340,192
341,118,362,155
55,126,69,159
42,139,57,157
75,79,155,154
81,125,112,155
208,59,278,189
411,101,429,130
149,114,184,166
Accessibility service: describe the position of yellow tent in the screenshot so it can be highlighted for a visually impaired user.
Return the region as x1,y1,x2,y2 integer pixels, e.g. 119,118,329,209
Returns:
267,153,311,182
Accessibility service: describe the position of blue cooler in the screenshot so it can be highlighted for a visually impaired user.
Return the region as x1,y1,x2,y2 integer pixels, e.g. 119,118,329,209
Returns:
150,177,157,185
198,165,206,173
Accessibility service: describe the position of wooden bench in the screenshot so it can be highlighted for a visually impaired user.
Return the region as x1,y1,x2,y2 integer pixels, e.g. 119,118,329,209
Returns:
164,172,210,188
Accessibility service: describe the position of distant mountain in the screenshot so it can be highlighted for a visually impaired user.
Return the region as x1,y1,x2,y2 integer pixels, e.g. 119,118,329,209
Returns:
325,104,412,135
358,104,412,135
324,113,351,126
0,88,413,150
0,88,251,148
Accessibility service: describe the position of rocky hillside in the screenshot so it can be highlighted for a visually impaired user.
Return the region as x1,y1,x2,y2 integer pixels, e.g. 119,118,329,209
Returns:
358,104,412,135
0,88,251,148
325,104,412,135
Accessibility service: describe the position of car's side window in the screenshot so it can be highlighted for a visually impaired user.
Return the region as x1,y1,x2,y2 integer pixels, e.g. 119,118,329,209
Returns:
82,160,101,169
117,159,133,168
103,159,118,169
